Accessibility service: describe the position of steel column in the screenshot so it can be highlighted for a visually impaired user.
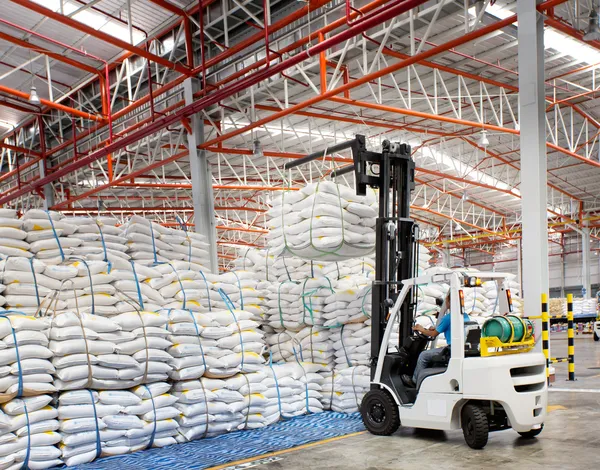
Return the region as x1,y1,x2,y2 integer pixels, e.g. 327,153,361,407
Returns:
582,227,591,298
184,78,218,273
518,0,549,318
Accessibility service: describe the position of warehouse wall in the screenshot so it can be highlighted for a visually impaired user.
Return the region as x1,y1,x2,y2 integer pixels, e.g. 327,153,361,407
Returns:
454,243,600,298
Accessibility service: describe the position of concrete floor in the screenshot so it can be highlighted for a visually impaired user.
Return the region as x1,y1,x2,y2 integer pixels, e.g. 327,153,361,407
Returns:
261,332,600,470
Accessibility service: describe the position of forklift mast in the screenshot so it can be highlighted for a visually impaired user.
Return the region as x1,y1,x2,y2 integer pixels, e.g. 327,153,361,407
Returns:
284,135,417,377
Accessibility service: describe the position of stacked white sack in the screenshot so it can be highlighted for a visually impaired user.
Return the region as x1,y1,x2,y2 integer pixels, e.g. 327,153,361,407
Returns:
417,244,431,274
164,309,211,381
162,225,212,268
126,383,179,448
265,277,335,331
320,365,370,413
172,379,217,441
0,258,54,315
63,216,129,266
234,248,276,283
267,181,377,261
0,209,31,260
201,309,266,378
110,311,174,388
211,271,268,324
121,216,212,269
49,311,145,391
0,314,55,401
110,262,167,314
153,262,216,314
264,363,324,420
121,216,171,266
323,275,372,328
22,210,81,265
0,395,62,469
266,327,334,369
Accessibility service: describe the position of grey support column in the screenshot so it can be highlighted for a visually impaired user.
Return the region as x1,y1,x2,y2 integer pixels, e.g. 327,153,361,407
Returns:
518,0,549,315
582,226,591,298
183,78,218,273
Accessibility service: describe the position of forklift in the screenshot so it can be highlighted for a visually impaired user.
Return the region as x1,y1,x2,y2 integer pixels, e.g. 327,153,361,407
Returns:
286,135,547,449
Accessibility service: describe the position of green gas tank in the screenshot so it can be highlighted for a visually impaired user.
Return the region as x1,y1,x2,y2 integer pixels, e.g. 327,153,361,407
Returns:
482,315,531,342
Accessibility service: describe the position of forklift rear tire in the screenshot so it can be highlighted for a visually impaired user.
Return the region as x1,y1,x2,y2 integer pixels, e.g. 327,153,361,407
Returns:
361,389,400,436
594,332,599,341
461,404,489,449
518,425,543,439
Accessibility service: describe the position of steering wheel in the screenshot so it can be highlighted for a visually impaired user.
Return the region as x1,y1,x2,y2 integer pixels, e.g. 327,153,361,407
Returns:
413,316,436,341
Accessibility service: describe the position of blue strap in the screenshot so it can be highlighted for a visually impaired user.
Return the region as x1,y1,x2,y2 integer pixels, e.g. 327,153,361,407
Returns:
186,310,207,372
87,390,102,459
267,351,282,419
73,257,95,315
167,263,186,309
176,216,192,263
96,221,112,273
129,261,145,310
197,270,212,312
21,403,31,470
0,315,24,397
147,220,158,265
217,288,244,369
232,271,244,310
46,211,64,261
143,385,157,449
339,324,352,367
28,259,40,308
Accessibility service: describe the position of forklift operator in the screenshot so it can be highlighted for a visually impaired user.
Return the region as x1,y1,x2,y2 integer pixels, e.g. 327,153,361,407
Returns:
402,301,470,388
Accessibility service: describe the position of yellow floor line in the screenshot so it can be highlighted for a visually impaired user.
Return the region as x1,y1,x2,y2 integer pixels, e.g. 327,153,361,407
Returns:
547,405,567,412
206,431,367,470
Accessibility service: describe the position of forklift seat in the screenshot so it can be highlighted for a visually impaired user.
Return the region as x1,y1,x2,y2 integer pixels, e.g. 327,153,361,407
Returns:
416,367,447,390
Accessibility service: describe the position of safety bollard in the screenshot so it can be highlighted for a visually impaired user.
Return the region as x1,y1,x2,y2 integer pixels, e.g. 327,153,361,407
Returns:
567,293,575,381
542,293,549,384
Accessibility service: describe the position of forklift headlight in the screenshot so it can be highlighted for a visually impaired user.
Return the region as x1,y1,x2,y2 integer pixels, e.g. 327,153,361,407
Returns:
464,276,482,287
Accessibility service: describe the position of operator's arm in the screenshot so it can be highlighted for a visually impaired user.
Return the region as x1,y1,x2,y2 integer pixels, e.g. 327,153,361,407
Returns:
413,324,440,338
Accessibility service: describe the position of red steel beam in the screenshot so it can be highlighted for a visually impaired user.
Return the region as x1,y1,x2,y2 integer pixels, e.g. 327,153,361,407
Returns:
0,142,41,157
0,84,103,121
10,0,192,76
4,0,428,208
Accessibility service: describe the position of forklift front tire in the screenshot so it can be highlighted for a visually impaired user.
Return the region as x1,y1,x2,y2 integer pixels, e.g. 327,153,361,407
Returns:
461,404,489,449
594,331,599,341
361,389,400,436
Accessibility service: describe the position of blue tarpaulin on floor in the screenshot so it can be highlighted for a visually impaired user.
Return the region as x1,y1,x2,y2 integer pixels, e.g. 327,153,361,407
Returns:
67,412,365,470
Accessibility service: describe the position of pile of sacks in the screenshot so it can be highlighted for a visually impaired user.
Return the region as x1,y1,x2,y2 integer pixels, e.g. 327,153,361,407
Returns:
320,365,370,413
63,216,128,267
49,310,174,391
0,395,62,469
0,209,30,260
0,313,55,400
265,327,334,369
21,210,82,265
265,277,334,331
0,257,117,316
121,216,211,268
57,384,179,466
151,261,215,313
264,362,324,421
322,276,371,328
267,182,377,261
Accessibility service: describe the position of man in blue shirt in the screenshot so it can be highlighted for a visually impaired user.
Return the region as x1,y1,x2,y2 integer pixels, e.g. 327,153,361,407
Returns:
401,309,470,388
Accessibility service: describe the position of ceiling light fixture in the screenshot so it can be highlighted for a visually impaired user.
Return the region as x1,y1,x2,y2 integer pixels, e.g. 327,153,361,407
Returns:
584,3,600,42
28,86,40,105
480,130,489,147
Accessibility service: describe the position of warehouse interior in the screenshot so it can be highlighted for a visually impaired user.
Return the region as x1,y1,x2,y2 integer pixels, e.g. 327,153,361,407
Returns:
0,0,599,468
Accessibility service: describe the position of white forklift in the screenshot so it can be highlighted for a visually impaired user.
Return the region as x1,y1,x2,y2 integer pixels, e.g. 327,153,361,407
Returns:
297,135,548,449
